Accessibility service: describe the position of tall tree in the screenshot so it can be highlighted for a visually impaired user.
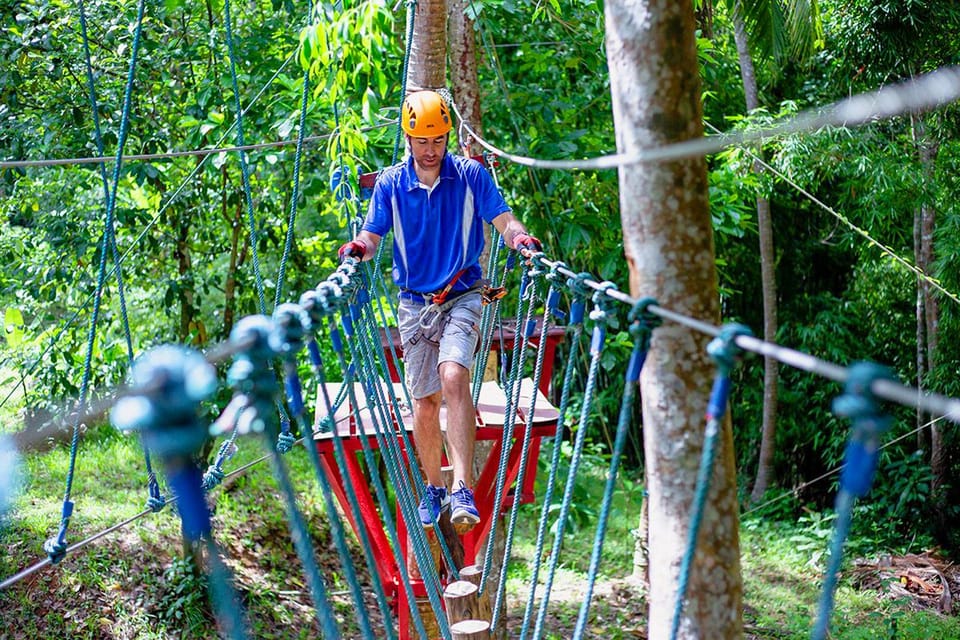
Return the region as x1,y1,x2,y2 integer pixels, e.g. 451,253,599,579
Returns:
448,0,482,157
830,0,960,545
606,1,743,637
725,0,821,501
407,0,448,91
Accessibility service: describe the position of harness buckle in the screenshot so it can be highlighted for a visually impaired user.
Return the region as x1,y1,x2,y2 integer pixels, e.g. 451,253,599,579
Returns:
481,285,508,305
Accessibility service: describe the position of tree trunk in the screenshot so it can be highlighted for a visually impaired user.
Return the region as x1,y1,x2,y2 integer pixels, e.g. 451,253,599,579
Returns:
448,0,483,157
406,0,448,92
914,117,945,524
733,9,780,504
222,166,243,339
605,1,743,638
912,144,929,451
695,0,713,39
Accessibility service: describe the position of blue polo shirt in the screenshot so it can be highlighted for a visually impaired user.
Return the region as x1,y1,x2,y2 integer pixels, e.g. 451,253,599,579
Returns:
363,153,511,293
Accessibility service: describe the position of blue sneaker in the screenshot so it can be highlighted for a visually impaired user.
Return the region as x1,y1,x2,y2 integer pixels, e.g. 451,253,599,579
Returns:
450,481,480,527
418,485,449,527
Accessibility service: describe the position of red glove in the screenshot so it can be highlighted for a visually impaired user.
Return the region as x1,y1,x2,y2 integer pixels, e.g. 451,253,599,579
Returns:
338,239,367,261
512,233,542,252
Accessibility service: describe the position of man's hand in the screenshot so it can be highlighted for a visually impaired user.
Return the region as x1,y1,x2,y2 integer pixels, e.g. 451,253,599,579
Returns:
512,233,542,253
338,239,367,261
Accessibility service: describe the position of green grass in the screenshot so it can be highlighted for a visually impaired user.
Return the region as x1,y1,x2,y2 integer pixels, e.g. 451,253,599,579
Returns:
4,428,960,639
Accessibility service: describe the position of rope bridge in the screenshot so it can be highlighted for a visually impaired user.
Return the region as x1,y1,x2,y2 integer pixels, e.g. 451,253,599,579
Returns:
5,1,960,639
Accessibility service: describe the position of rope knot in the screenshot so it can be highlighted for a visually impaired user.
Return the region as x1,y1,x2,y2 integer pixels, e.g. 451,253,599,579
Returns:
833,362,896,498
44,535,68,565
228,316,282,434
545,260,568,284
706,323,752,376
146,494,167,513
588,281,618,324
568,271,594,300
276,430,296,454
146,474,166,512
111,346,217,458
628,297,661,351
272,303,308,360
833,362,895,440
201,466,226,491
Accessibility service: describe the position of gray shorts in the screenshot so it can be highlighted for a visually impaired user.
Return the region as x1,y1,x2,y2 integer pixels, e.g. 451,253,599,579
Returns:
398,292,482,399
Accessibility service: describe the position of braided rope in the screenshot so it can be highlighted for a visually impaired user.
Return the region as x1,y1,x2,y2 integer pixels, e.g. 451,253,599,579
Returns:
45,0,148,564
531,283,614,639
223,0,267,314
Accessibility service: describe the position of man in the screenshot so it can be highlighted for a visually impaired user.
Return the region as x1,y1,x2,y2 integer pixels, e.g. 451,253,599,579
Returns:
338,90,541,530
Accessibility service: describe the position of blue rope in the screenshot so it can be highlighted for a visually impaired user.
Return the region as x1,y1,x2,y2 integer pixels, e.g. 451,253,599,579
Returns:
480,266,532,592
491,258,547,628
75,0,164,515
273,302,378,639
572,298,660,639
811,362,895,640
319,289,436,640
669,323,752,640
341,293,454,611
348,288,462,579
299,293,399,640
228,316,343,639
518,262,579,640
223,0,267,314
531,282,615,639
273,70,312,310
46,0,148,564
391,0,417,163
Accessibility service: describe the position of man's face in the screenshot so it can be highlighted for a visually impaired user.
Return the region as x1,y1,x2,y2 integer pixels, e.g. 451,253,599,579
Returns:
409,135,447,170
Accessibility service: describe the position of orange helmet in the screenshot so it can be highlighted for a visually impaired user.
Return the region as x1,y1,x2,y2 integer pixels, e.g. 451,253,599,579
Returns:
401,90,452,137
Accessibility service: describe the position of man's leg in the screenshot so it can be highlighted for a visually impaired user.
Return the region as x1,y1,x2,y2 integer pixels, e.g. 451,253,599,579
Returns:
436,293,483,527
439,361,475,488
412,391,444,487
396,298,448,526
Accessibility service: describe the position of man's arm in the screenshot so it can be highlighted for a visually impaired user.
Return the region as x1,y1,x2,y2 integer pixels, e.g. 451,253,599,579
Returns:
491,211,541,251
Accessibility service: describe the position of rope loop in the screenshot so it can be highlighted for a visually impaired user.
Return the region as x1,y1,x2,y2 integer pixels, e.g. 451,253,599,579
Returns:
706,322,752,377
146,473,167,512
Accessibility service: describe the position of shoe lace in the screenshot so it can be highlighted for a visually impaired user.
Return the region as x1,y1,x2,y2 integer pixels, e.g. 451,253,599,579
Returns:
454,481,473,501
426,484,445,504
